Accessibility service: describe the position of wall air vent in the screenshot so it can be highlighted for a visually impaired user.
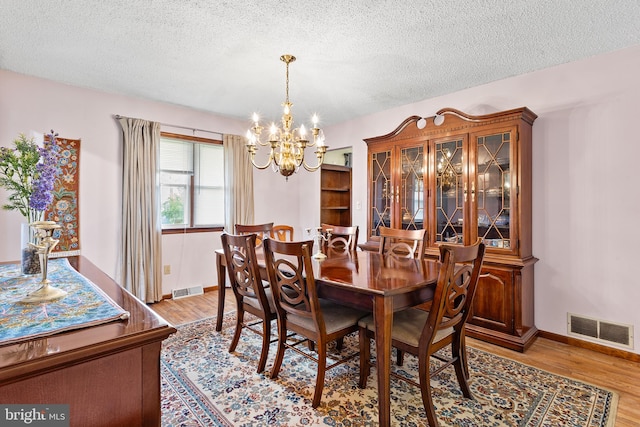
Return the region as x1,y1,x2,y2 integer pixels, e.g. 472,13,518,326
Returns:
171,285,204,300
568,313,633,349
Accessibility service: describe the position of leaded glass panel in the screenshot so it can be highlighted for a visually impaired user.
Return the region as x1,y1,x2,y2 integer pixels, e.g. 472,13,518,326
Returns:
400,146,424,230
371,150,391,236
435,139,463,244
477,132,511,249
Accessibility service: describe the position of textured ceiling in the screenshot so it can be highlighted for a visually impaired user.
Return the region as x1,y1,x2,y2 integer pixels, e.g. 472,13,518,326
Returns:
1,0,640,127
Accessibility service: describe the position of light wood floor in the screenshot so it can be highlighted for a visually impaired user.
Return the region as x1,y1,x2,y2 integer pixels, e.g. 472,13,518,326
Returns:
150,291,640,426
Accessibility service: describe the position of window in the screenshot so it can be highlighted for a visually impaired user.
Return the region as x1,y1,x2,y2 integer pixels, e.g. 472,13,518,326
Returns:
159,132,224,232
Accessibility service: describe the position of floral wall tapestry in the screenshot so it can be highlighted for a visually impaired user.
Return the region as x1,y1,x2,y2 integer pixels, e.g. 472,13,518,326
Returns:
45,136,81,257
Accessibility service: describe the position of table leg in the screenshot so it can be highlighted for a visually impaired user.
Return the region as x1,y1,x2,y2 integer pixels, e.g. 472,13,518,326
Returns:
215,251,226,332
374,295,393,427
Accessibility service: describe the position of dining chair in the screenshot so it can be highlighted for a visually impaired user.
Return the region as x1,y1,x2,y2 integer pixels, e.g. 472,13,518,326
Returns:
378,226,427,258
263,238,367,408
321,223,359,252
318,224,359,352
221,233,277,373
272,224,294,241
235,222,274,249
358,238,485,427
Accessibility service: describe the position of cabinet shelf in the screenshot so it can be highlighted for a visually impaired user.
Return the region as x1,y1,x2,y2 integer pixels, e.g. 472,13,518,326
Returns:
478,158,510,170
479,188,505,195
451,224,510,230
320,187,350,192
441,190,459,197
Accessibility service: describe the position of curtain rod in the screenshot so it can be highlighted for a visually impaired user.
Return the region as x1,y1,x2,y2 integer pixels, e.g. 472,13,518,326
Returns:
113,114,223,138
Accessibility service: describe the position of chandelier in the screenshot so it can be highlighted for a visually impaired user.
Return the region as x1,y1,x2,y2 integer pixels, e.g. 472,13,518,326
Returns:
246,54,327,179
437,148,457,192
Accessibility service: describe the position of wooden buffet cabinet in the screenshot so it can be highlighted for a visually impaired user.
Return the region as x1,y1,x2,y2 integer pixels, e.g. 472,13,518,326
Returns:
361,107,538,352
0,256,176,426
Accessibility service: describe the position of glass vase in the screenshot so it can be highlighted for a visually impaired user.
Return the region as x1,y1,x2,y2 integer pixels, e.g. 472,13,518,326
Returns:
21,222,41,275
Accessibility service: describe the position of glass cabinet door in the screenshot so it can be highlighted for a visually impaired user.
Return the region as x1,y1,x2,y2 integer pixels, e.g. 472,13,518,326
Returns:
475,131,512,250
434,138,464,244
399,145,424,230
370,150,392,237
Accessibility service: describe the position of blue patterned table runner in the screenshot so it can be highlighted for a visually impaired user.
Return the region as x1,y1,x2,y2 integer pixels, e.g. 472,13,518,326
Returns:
0,258,130,346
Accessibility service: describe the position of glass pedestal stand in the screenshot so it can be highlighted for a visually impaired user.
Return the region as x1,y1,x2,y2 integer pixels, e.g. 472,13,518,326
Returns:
20,221,66,303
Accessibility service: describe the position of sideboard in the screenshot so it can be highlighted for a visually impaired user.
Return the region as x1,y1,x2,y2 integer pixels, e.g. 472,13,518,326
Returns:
0,256,176,427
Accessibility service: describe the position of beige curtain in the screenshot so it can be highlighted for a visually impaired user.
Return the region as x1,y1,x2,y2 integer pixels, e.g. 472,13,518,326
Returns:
224,134,254,233
118,117,163,303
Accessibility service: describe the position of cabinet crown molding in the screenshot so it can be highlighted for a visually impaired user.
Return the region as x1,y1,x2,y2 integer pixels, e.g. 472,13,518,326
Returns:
365,107,537,145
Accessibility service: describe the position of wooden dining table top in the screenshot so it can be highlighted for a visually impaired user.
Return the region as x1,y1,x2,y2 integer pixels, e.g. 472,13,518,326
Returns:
312,249,440,293
313,249,442,316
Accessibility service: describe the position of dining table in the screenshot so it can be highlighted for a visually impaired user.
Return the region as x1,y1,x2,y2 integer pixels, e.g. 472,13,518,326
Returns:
214,246,441,427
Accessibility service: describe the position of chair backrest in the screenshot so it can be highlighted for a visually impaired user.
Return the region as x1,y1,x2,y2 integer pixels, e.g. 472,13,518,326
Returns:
263,238,325,335
272,224,294,241
220,233,271,312
378,227,427,258
321,223,359,251
421,239,485,349
235,222,274,248
437,238,486,326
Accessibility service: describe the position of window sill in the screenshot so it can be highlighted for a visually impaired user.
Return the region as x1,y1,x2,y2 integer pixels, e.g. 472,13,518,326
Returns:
162,226,224,235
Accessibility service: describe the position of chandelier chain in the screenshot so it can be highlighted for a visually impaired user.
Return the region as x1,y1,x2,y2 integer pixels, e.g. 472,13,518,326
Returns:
285,60,290,105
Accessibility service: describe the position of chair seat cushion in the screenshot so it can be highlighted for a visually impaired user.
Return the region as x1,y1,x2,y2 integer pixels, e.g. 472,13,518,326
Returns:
288,299,367,334
243,281,276,313
359,308,454,348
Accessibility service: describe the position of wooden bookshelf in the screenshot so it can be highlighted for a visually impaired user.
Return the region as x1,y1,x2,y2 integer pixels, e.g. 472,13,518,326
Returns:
320,164,352,226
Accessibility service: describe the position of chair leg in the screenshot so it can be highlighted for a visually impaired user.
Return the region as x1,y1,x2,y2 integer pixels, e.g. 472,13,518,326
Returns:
270,320,287,380
336,337,344,351
452,334,473,398
459,332,470,379
396,349,405,366
418,354,439,427
256,316,271,373
358,326,370,389
312,343,327,408
229,307,244,353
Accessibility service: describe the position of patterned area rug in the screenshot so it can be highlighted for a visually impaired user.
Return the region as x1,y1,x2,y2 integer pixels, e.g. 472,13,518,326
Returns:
161,316,618,427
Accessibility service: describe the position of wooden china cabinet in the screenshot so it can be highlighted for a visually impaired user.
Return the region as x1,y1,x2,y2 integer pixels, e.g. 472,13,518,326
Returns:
361,107,538,352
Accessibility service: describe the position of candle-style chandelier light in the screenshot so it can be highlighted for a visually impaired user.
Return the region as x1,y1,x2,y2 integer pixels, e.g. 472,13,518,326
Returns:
246,54,327,179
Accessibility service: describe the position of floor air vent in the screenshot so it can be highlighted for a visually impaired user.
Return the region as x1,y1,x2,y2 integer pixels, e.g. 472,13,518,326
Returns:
568,313,633,349
171,285,204,300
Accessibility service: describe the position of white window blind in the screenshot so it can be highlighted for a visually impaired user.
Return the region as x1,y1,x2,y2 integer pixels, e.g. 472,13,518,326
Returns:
159,134,224,229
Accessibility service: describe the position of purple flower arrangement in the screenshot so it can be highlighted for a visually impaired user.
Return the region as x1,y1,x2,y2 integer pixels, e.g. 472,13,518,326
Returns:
0,130,61,223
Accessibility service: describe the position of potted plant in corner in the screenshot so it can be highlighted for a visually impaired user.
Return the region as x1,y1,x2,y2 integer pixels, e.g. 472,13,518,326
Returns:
0,130,60,274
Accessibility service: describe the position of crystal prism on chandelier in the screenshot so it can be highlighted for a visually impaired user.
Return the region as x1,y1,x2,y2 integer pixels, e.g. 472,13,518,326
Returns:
246,54,327,179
